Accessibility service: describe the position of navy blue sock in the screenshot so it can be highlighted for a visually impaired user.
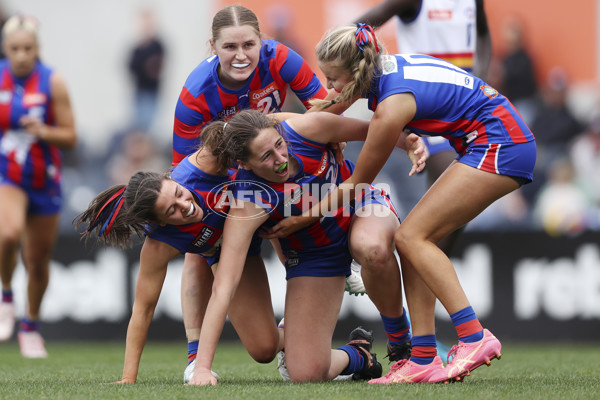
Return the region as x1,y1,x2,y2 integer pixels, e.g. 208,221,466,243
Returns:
381,310,411,345
410,334,437,365
450,306,484,343
1,289,13,303
337,344,364,375
19,318,39,332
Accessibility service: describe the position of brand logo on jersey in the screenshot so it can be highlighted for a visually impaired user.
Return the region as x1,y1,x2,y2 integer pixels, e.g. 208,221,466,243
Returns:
23,93,47,107
193,226,215,248
285,250,300,268
250,82,282,113
250,83,277,100
480,85,499,99
0,90,12,103
315,151,329,176
218,105,239,120
429,9,452,20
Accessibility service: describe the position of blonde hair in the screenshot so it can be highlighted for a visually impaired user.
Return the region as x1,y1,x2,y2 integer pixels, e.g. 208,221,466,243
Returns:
2,15,39,42
311,25,384,110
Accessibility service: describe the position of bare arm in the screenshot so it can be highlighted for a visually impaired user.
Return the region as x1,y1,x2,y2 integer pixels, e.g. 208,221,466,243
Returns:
473,0,492,80
190,202,269,386
264,93,418,237
117,238,179,383
354,0,417,27
20,72,77,149
285,112,370,144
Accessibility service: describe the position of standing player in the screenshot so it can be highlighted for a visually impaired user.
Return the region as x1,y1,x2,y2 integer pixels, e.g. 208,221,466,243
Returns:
171,5,361,380
355,0,491,254
268,25,535,383
0,15,77,357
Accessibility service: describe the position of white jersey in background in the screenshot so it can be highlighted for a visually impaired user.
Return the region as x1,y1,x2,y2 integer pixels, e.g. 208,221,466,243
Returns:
395,0,477,72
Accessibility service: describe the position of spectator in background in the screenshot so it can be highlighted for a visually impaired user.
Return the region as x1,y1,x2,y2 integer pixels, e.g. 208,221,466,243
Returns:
106,130,169,186
0,15,77,357
127,8,165,132
498,16,538,125
532,157,590,236
526,67,583,204
569,112,600,220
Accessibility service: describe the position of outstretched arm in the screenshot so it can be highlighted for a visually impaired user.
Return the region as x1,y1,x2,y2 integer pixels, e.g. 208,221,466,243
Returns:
115,238,179,384
189,202,268,386
473,0,492,80
354,0,416,27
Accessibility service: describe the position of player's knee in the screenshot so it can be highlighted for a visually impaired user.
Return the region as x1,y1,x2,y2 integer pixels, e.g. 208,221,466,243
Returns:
394,226,412,253
247,343,278,364
0,226,22,249
289,367,329,383
353,240,393,268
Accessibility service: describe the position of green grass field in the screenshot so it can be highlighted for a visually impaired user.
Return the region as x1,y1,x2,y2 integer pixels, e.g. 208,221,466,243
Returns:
1,341,599,400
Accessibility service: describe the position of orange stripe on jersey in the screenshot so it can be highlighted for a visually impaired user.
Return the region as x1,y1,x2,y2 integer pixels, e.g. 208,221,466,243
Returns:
455,319,483,338
479,143,500,174
492,104,529,143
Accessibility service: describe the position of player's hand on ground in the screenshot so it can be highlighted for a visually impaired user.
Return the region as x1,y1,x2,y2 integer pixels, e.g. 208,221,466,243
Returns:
187,369,218,386
107,378,135,384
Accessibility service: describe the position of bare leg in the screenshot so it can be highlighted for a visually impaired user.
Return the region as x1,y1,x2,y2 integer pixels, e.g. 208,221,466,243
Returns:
283,276,347,382
227,255,281,362
181,253,212,343
0,186,27,292
348,204,402,317
21,213,59,320
396,163,519,314
426,150,465,256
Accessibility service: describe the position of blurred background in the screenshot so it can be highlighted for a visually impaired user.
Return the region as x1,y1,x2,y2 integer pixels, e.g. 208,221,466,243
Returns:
2,0,600,343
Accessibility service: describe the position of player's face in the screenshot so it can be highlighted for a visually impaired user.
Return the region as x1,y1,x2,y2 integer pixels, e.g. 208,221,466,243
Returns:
240,127,290,183
3,29,39,77
211,25,261,90
154,180,204,226
318,61,352,93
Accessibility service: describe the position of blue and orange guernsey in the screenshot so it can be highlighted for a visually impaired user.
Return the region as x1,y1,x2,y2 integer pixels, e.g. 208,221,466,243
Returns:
172,39,328,165
0,60,61,190
233,120,396,272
